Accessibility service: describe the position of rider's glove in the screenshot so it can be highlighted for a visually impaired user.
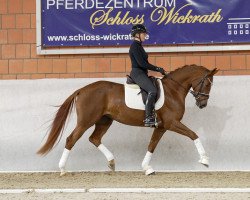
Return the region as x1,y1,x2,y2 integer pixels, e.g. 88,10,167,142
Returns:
156,67,166,75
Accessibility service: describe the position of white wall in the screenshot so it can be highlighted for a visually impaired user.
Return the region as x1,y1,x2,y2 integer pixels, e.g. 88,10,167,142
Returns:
0,77,249,171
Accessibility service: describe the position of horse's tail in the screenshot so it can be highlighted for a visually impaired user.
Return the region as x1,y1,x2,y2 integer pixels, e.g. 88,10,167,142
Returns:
37,89,81,155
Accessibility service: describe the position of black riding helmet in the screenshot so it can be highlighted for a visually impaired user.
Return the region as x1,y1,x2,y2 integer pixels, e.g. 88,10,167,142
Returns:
131,24,148,37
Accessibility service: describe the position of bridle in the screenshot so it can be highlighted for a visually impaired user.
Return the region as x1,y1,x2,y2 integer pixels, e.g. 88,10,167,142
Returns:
190,74,212,101
166,73,212,101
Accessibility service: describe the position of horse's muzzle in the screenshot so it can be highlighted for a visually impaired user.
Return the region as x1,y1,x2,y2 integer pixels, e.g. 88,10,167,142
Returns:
196,100,207,109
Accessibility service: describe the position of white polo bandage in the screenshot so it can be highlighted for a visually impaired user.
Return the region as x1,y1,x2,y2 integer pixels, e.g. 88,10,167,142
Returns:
98,144,114,161
59,148,70,169
142,151,153,169
194,138,206,156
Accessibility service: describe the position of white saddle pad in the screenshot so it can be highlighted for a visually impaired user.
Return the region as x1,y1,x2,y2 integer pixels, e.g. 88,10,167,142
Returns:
124,79,165,110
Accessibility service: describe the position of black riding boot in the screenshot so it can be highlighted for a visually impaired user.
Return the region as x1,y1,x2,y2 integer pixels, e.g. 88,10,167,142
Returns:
144,92,156,127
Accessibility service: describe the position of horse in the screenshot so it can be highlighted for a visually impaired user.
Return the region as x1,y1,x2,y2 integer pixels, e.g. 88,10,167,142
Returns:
37,64,218,175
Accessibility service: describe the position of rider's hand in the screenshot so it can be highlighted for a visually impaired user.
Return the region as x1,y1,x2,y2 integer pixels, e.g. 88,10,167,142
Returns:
156,67,166,75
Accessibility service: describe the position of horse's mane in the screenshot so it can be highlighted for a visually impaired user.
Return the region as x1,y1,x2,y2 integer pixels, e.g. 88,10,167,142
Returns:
164,64,209,78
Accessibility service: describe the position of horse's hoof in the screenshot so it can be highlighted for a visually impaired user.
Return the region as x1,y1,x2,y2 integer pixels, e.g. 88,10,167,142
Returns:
108,159,115,171
144,166,155,176
199,156,209,167
147,171,156,176
202,163,209,168
60,170,67,176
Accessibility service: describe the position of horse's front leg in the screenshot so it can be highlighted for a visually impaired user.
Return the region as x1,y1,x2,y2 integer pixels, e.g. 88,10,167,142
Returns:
169,121,209,167
142,128,166,175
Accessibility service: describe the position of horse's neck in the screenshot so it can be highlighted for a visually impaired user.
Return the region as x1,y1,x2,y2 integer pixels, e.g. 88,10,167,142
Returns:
165,66,203,95
172,72,193,89
170,72,193,91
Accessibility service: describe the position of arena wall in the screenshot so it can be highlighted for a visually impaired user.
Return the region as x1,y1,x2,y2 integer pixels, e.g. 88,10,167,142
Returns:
0,77,250,171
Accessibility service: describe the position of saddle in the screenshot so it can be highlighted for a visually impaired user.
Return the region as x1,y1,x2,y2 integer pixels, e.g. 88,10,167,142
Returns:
126,75,161,104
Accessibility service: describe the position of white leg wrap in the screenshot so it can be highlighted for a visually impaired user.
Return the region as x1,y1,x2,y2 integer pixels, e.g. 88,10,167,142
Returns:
142,151,152,170
194,138,206,156
142,151,155,175
194,138,209,166
98,144,114,161
59,148,70,170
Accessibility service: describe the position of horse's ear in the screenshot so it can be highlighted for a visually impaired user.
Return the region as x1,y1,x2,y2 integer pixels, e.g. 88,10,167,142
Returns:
209,68,219,76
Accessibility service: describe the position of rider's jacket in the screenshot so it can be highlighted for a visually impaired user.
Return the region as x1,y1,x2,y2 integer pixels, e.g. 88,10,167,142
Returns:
129,40,159,75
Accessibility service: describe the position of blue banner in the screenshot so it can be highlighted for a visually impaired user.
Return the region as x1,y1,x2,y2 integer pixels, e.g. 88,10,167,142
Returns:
41,0,250,47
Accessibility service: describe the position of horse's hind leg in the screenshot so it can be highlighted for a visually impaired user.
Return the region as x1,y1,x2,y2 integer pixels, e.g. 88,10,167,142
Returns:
59,124,88,176
170,121,209,167
89,115,115,171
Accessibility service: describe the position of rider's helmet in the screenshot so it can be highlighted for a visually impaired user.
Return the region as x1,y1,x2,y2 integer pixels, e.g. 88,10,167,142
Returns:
131,24,148,37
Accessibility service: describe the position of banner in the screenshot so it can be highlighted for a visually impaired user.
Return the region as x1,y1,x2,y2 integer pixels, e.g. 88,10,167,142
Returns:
41,0,250,47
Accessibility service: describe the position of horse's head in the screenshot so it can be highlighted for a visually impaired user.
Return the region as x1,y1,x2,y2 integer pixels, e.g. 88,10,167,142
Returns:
191,68,219,109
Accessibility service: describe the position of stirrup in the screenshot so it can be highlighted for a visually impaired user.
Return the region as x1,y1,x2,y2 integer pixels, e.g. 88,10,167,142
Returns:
144,121,155,127
144,116,158,128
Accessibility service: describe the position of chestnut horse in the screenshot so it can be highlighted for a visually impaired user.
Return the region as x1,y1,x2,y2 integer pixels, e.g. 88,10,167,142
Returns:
37,64,218,175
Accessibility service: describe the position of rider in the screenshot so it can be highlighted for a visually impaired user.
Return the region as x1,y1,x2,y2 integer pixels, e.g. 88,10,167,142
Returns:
129,24,166,127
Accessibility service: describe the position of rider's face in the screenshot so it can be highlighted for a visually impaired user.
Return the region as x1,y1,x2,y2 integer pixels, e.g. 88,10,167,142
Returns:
135,32,147,42
139,33,147,42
